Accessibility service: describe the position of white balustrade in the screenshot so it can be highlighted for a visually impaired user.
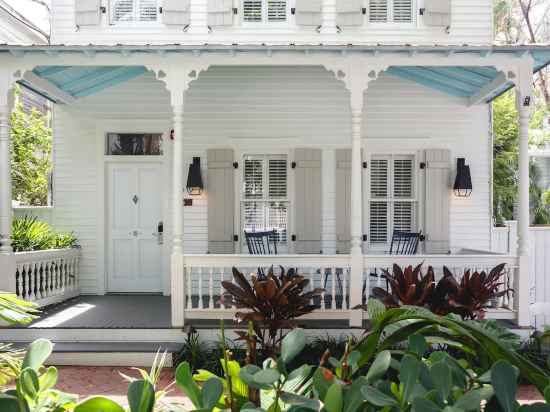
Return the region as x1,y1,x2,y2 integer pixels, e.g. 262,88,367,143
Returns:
14,248,80,308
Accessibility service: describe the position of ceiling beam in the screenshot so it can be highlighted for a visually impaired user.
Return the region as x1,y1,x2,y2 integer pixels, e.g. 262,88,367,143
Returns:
467,72,509,106
22,71,77,105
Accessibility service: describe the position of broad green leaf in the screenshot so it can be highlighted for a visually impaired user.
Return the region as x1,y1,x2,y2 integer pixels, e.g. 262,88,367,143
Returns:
255,369,281,385
281,329,306,365
366,351,391,384
193,369,220,383
409,334,428,357
400,355,420,401
127,380,155,412
39,366,58,391
324,383,343,412
361,386,398,407
75,396,125,412
0,394,20,412
201,378,224,410
411,397,440,412
545,386,550,404
280,392,322,411
19,367,39,399
491,361,518,412
22,339,52,371
175,362,202,408
519,403,550,411
455,387,494,411
343,377,368,412
312,367,334,399
430,362,452,402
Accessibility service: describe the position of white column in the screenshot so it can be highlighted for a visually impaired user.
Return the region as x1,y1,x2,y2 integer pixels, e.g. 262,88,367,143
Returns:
188,0,209,34
170,89,186,327
320,0,337,34
515,63,533,327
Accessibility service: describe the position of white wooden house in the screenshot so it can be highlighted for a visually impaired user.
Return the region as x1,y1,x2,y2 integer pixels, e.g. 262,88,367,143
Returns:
0,0,549,365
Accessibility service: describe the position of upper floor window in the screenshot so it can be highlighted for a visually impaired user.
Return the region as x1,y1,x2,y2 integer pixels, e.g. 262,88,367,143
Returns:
243,0,287,23
369,0,414,23
111,0,158,23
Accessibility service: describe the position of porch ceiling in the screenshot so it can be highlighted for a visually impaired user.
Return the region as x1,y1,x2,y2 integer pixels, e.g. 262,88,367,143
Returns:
5,45,550,104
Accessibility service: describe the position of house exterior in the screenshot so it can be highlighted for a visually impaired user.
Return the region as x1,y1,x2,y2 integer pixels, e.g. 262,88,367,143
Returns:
1,0,549,340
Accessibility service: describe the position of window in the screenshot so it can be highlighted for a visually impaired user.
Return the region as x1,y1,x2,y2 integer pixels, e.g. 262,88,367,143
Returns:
369,0,413,23
111,0,158,23
368,155,417,247
241,154,289,249
243,0,287,23
106,133,163,155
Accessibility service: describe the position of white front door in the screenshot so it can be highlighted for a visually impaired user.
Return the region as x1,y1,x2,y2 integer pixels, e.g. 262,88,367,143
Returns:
107,162,163,292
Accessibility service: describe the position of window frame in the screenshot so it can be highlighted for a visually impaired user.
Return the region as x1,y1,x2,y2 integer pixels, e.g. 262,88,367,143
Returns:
367,0,417,26
109,0,161,25
366,153,420,252
239,153,291,252
241,0,292,26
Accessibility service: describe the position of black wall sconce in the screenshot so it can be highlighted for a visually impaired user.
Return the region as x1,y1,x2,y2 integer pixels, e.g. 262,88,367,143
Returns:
453,158,472,197
186,157,204,195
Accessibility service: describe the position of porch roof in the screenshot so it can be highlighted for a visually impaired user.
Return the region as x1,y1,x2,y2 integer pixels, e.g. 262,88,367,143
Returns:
4,44,550,104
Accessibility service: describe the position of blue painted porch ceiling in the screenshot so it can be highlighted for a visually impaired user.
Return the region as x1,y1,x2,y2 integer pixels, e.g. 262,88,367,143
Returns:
32,65,147,98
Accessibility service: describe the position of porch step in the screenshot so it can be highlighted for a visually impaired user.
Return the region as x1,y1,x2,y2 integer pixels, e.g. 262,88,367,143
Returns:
8,341,183,367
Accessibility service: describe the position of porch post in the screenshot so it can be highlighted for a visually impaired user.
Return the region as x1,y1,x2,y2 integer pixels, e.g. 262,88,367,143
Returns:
515,61,534,327
170,87,186,327
0,70,16,292
320,0,337,34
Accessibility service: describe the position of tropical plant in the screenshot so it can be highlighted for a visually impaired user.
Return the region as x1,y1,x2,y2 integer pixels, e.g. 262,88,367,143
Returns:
220,266,324,356
372,264,435,308
11,215,78,252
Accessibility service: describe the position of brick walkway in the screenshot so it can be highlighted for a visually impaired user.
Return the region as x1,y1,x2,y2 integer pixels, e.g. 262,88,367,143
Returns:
51,367,544,406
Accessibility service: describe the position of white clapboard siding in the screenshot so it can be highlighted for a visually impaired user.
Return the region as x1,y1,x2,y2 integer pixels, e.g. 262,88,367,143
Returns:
207,149,235,253
51,0,492,45
335,149,351,254
424,149,451,254
74,0,101,26
51,68,492,293
293,148,322,254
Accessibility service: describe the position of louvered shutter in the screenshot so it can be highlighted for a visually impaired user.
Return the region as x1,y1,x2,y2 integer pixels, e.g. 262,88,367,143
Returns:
423,0,451,27
369,158,389,243
162,0,190,25
336,0,363,26
393,157,415,233
243,0,262,21
112,0,134,22
207,149,235,254
368,0,387,22
424,149,451,254
392,0,412,22
335,150,351,254
293,149,322,254
268,0,287,21
294,0,322,26
208,0,233,26
75,0,101,26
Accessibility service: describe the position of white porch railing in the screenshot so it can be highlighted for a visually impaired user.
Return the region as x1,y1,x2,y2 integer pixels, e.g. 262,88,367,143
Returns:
14,248,80,308
175,253,519,324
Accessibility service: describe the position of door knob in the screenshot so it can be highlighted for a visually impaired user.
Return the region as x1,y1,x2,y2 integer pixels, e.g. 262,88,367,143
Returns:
129,230,138,237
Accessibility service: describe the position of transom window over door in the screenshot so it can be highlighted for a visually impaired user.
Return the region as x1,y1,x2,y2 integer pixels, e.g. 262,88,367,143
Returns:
243,0,287,23
241,154,289,251
111,0,158,23
369,0,414,23
368,155,417,248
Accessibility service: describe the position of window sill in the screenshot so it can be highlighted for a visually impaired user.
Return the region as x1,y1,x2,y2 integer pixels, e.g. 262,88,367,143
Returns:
12,205,53,210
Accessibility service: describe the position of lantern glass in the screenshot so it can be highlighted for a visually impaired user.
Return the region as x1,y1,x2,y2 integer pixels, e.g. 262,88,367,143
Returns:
186,157,204,196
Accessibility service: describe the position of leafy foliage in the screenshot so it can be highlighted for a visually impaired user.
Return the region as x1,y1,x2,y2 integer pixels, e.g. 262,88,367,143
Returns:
11,215,78,252
221,266,324,355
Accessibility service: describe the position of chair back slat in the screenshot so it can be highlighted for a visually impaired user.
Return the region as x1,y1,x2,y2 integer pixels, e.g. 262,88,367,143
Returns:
389,230,422,255
244,230,278,255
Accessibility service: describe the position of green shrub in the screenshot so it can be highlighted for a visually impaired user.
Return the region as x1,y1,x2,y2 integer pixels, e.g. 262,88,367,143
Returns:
11,215,78,252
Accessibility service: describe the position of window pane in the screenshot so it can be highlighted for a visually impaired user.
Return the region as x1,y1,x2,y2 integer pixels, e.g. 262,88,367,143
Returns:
243,158,264,199
369,0,388,22
393,0,412,22
394,201,415,232
370,159,388,198
106,133,163,155
393,158,413,198
113,0,134,21
268,158,287,199
267,0,286,21
370,201,388,243
139,0,157,21
242,201,265,232
267,202,288,243
243,0,262,21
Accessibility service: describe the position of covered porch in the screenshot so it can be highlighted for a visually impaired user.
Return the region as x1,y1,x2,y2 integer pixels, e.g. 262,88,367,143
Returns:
1,45,549,330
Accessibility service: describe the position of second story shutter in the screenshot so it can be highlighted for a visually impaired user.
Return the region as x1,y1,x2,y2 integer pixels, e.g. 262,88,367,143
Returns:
392,0,412,22
207,149,235,254
162,0,191,25
294,0,322,26
75,0,101,26
335,149,351,254
208,0,233,26
424,149,451,254
293,148,322,254
423,0,451,27
368,0,387,22
336,0,363,26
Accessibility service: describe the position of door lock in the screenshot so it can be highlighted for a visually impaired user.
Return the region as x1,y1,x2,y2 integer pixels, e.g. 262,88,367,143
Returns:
129,230,139,237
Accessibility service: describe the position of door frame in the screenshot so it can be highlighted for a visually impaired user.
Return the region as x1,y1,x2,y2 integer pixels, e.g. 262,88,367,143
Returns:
96,121,171,295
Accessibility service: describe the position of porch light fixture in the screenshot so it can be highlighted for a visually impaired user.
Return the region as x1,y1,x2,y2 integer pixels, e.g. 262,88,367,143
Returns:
453,158,472,197
186,157,204,195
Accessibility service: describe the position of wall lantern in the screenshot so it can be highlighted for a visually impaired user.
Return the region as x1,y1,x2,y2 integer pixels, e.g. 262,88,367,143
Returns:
186,157,204,196
453,158,472,197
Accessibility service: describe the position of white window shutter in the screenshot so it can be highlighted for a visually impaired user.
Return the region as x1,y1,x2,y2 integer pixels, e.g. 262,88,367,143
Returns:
75,0,101,26
294,0,322,26
139,0,158,20
207,149,235,254
162,0,190,25
336,0,363,26
243,0,263,21
423,0,451,27
368,0,387,22
293,148,322,254
267,0,287,21
424,149,451,254
208,0,233,26
392,0,412,22
335,149,351,254
369,158,389,243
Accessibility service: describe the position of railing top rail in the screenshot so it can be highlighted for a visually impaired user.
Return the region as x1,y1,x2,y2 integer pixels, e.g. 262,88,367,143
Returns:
15,248,81,263
183,254,351,267
362,254,518,266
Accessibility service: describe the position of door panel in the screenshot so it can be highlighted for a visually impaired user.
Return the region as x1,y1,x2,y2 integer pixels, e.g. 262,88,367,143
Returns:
107,162,163,292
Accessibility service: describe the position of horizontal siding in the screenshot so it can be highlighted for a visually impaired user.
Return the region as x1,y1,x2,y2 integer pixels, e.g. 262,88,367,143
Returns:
51,66,491,293
50,0,492,45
